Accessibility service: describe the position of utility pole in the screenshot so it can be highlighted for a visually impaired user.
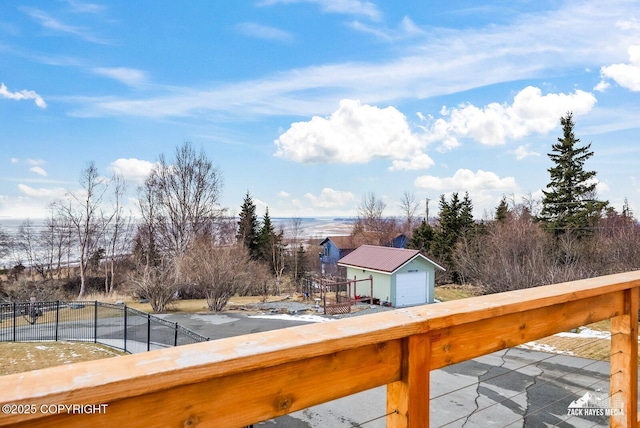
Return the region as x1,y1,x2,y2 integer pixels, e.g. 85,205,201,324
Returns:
425,198,430,224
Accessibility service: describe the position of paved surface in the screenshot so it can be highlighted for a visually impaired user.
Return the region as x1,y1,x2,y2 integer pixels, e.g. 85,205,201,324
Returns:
154,311,631,428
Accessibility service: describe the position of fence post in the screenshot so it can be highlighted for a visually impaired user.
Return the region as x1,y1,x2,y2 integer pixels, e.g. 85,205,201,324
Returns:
94,301,98,344
123,305,128,353
174,322,178,347
12,302,16,342
147,314,151,352
609,287,638,427
55,300,59,342
323,289,326,315
387,333,430,428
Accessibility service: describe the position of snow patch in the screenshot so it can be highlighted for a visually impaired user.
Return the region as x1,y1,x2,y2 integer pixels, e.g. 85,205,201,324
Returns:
555,327,611,340
518,341,575,355
249,314,334,323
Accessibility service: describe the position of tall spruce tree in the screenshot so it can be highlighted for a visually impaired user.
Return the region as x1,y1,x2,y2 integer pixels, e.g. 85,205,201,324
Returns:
258,207,275,262
495,197,509,223
237,191,260,258
407,220,434,254
430,192,474,282
539,113,607,235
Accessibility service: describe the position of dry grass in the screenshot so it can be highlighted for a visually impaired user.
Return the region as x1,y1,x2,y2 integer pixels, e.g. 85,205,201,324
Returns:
435,284,480,301
0,341,124,376
113,295,295,314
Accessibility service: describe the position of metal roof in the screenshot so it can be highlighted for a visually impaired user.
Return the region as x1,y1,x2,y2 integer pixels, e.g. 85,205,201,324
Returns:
337,245,445,273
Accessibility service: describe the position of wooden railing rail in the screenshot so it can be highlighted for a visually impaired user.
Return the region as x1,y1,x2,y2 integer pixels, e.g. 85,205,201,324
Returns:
1,271,639,427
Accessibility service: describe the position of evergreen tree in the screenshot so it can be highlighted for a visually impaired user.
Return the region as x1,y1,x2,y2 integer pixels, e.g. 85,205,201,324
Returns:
292,243,308,285
539,113,608,236
237,191,260,258
258,207,275,262
258,207,287,290
495,197,509,223
431,192,475,282
407,220,434,254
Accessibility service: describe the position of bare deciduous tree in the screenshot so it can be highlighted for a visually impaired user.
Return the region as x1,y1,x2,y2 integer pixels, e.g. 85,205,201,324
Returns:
147,142,223,259
288,217,303,290
400,191,420,236
178,240,254,312
15,220,38,280
352,192,398,246
54,162,111,299
128,257,177,312
103,174,132,294
455,208,551,293
0,226,12,268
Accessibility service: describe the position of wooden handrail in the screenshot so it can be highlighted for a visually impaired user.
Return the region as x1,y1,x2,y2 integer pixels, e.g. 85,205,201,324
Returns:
1,271,639,427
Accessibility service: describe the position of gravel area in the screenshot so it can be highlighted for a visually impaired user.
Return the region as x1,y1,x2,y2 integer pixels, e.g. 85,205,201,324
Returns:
248,300,395,319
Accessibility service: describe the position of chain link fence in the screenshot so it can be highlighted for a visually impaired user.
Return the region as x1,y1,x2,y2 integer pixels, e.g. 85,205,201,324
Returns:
0,300,209,353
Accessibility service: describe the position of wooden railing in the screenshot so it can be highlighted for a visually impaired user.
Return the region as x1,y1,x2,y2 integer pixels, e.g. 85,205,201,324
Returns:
1,271,638,427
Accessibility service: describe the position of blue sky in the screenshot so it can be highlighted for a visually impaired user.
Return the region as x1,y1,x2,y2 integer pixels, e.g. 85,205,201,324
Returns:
1,0,640,221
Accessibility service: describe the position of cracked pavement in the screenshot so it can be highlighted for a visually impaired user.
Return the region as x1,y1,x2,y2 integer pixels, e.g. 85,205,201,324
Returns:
157,313,630,427
274,348,620,427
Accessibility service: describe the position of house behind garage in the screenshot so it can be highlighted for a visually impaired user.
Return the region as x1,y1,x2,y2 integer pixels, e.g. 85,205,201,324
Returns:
337,245,445,307
319,233,408,277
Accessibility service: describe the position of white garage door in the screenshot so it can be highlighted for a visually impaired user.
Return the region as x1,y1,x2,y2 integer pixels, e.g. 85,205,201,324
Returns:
395,272,428,307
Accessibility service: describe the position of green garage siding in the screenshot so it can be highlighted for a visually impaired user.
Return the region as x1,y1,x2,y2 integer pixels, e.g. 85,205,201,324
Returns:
345,269,392,303
339,245,444,307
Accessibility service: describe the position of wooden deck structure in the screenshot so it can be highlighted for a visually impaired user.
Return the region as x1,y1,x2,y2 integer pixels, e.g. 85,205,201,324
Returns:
1,271,638,427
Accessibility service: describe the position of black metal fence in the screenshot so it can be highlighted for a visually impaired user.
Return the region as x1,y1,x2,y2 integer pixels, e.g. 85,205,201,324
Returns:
0,300,209,353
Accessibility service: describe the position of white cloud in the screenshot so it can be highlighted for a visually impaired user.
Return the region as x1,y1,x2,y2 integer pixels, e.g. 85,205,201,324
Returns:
304,188,355,208
65,0,105,14
421,86,597,150
389,153,434,171
236,23,293,42
29,166,48,177
259,0,381,20
73,1,636,121
0,185,67,219
92,67,148,87
17,184,66,198
414,169,517,193
509,145,540,161
616,18,640,30
0,83,46,108
27,159,44,166
10,158,19,164
278,191,291,198
348,16,424,41
599,45,640,91
108,158,156,184
20,7,108,44
593,80,611,92
275,99,425,164
414,169,519,217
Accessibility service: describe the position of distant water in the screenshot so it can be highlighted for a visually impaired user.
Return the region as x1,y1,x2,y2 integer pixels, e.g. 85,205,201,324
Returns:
0,217,355,268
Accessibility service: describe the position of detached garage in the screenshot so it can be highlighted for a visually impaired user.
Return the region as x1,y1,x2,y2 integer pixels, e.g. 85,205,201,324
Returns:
337,245,445,307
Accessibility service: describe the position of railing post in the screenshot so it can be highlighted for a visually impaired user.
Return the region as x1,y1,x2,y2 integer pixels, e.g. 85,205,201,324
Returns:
94,301,98,344
55,300,59,342
12,302,16,342
123,305,128,353
387,333,430,428
147,314,151,352
174,322,178,347
609,287,638,427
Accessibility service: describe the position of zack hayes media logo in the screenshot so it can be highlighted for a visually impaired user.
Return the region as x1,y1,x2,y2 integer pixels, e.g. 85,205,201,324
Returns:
567,390,624,417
